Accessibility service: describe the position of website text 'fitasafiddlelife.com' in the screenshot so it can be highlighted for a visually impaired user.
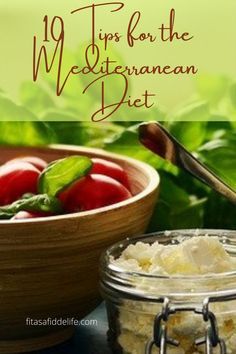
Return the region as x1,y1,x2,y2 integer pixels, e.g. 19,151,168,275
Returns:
25,317,98,327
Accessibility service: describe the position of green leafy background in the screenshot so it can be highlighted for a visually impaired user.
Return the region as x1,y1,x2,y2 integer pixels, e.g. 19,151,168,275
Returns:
0,43,236,230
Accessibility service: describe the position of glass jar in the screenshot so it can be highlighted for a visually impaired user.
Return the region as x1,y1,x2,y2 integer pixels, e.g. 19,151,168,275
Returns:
100,230,236,354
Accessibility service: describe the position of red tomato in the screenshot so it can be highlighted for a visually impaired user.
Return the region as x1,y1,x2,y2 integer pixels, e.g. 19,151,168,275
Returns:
12,211,48,220
90,158,131,191
6,156,47,172
59,174,132,212
0,162,40,205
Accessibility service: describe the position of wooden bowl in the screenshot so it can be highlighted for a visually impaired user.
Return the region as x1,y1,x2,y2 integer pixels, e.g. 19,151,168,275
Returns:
0,145,159,353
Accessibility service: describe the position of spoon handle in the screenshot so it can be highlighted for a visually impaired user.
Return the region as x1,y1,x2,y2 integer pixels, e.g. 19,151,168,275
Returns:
139,122,236,205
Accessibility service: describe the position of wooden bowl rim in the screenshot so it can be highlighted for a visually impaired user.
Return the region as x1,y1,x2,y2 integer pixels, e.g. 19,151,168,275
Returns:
0,144,160,225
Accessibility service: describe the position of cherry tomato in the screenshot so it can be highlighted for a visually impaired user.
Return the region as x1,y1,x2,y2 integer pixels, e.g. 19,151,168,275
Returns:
6,156,47,172
12,211,49,220
59,174,132,212
90,158,131,190
0,162,40,205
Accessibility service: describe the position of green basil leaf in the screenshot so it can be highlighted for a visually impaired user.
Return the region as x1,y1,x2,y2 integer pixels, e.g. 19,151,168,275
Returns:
38,155,92,196
0,194,62,219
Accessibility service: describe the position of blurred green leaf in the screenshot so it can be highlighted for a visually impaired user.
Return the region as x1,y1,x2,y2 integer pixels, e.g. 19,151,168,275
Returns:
230,82,236,108
203,192,236,229
0,94,55,144
198,133,236,190
174,170,210,199
204,121,233,140
46,121,122,147
171,101,210,122
104,125,162,168
41,109,80,122
196,74,230,104
0,94,36,121
0,121,54,146
148,172,206,231
20,82,55,115
169,121,207,151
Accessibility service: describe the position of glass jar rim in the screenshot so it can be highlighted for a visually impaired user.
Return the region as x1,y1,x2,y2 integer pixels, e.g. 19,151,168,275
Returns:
100,229,236,300
102,229,236,280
